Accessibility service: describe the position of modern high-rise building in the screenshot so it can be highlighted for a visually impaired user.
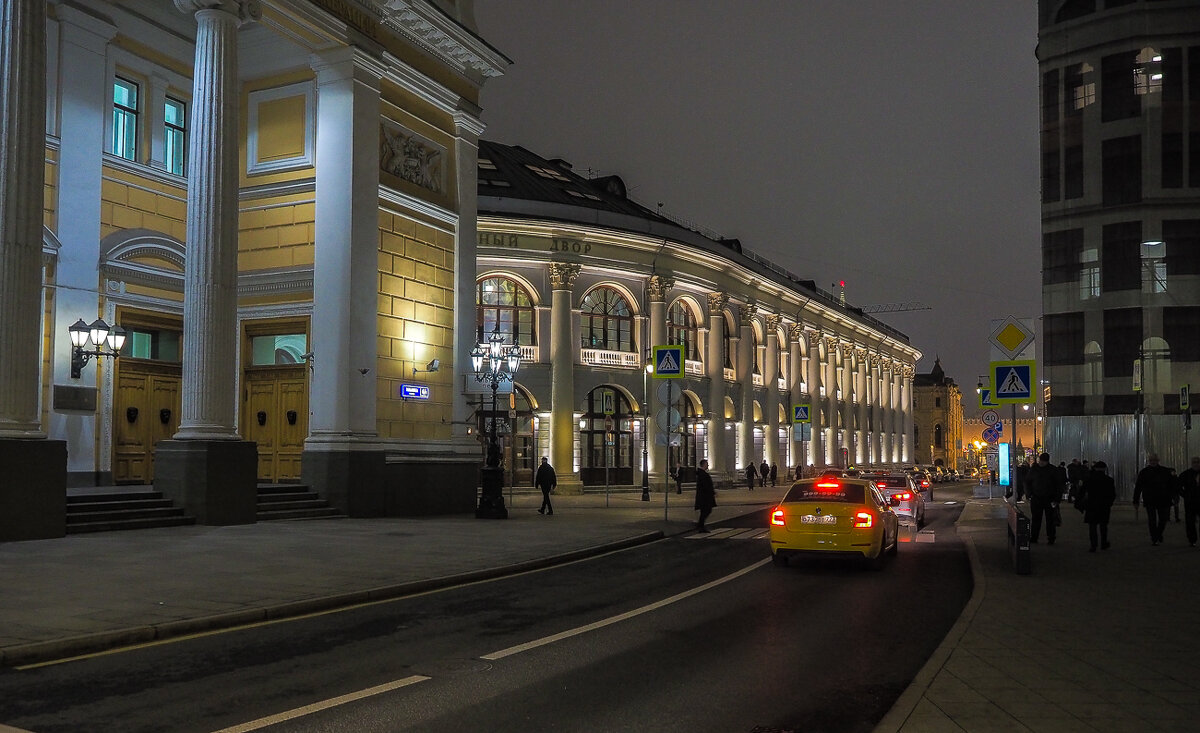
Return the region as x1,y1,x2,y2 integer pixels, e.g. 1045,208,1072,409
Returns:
1038,0,1200,487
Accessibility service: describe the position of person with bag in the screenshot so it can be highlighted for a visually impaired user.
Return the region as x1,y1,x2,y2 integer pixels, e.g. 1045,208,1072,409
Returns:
1077,460,1115,551
1025,452,1060,544
1133,453,1175,545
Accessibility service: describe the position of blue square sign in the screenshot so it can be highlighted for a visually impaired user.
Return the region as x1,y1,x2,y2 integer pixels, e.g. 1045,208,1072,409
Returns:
652,345,684,378
991,360,1035,404
792,404,811,423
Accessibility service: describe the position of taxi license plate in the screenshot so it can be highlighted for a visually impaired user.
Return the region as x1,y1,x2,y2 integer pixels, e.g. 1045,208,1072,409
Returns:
800,515,837,525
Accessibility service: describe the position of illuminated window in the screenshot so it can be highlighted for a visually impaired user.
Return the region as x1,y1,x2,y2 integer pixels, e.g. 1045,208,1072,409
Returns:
112,77,139,161
164,97,186,176
124,327,180,362
581,287,633,352
1066,62,1094,113
1080,248,1100,300
250,334,307,365
477,276,535,344
1135,48,1163,96
478,158,497,170
525,164,569,182
667,300,698,362
1142,240,1167,293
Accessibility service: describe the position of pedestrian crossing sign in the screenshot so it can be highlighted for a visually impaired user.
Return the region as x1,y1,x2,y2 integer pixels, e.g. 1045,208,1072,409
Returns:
792,404,811,423
990,360,1036,404
652,345,684,378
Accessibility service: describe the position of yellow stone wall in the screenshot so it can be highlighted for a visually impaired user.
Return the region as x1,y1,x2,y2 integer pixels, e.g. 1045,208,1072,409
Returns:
44,148,57,231
238,194,315,272
99,165,187,242
376,208,455,440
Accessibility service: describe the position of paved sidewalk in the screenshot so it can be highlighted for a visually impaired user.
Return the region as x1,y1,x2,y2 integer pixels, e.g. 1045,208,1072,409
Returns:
0,485,784,667
877,493,1200,733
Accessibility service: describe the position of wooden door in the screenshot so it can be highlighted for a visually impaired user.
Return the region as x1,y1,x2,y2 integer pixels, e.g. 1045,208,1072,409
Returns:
242,366,307,482
113,360,182,484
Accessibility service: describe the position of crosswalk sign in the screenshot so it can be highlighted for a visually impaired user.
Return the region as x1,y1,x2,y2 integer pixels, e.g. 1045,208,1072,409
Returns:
792,404,811,424
979,388,999,409
652,345,684,378
990,360,1035,404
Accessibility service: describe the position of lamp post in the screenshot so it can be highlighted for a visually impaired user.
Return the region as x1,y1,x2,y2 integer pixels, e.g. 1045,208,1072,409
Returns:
641,356,652,501
69,318,127,378
470,324,521,519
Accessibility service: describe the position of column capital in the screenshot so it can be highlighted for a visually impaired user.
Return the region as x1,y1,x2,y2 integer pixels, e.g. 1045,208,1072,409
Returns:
738,303,757,328
791,324,806,342
854,346,868,361
707,292,728,313
823,334,840,351
175,0,261,23
647,274,675,302
548,262,580,290
901,364,916,379
765,314,782,332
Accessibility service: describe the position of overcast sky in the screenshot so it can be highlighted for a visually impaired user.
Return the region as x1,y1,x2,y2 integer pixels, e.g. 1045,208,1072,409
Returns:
473,1,1042,397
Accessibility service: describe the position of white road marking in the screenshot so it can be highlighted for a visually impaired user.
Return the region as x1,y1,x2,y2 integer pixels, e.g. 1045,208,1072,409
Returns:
481,557,771,660
211,675,430,732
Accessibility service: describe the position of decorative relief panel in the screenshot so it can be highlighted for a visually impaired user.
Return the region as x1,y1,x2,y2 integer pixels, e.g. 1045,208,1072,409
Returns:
380,119,445,194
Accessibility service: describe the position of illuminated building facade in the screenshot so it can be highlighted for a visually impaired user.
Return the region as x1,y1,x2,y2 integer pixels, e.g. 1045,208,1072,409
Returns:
912,358,963,471
475,141,921,490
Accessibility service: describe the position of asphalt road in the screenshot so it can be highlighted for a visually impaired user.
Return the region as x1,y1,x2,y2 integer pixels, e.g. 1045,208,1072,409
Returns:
0,493,971,733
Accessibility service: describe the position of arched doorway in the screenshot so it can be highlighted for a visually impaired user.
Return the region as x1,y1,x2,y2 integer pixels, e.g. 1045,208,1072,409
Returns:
579,386,634,486
669,392,702,483
473,383,537,488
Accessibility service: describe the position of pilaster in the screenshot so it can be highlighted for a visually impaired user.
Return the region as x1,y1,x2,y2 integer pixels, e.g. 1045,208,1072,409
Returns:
737,303,756,471
805,328,822,466
763,314,781,468
549,263,581,492
706,292,727,474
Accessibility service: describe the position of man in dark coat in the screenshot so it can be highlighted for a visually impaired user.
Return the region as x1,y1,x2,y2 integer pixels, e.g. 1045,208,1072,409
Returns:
1176,456,1200,547
1024,452,1060,544
1077,460,1116,551
1067,458,1086,503
695,459,716,532
1013,458,1031,501
769,462,778,487
1133,453,1175,545
745,463,756,491
760,460,770,487
535,456,556,515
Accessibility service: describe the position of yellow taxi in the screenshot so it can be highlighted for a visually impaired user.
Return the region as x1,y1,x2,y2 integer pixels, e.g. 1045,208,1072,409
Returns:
769,475,900,569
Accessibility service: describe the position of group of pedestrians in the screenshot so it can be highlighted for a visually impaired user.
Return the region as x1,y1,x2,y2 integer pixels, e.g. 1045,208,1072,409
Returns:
743,460,778,490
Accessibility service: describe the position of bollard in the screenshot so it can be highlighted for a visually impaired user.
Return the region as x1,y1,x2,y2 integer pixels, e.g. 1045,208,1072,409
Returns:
1007,501,1031,575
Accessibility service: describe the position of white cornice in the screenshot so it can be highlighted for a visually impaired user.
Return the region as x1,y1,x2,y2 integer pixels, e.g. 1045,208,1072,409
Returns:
378,0,508,81
379,184,458,227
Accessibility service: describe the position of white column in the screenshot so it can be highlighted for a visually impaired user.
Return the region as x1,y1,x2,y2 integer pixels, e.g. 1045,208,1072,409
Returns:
646,275,672,478
880,361,893,463
452,111,486,439
856,348,868,464
891,367,903,462
706,293,727,474
736,304,755,470
788,325,804,469
870,359,882,464
841,344,853,465
824,337,838,465
173,0,259,440
307,47,385,441
549,263,580,486
764,314,781,468
806,329,822,466
902,368,915,463
0,0,50,437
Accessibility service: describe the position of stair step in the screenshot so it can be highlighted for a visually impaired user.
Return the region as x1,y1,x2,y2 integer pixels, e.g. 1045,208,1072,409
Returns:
256,499,330,511
67,491,164,504
68,498,175,512
66,516,196,534
256,484,311,495
257,492,321,504
256,508,344,521
67,506,187,524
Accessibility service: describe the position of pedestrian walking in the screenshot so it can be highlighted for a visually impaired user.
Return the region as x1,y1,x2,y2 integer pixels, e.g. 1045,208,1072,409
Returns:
1013,457,1032,501
1024,452,1060,544
1133,453,1175,545
745,463,756,491
1076,460,1116,551
769,462,778,487
759,460,770,487
1067,458,1085,503
1177,456,1200,547
695,458,716,532
1170,467,1181,522
535,456,556,515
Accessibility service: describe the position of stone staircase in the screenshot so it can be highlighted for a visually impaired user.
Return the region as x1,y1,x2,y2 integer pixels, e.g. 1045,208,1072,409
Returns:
66,489,195,534
256,483,343,521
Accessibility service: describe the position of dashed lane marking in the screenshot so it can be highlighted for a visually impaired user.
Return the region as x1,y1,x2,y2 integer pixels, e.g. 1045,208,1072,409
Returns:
685,528,768,540
212,675,431,732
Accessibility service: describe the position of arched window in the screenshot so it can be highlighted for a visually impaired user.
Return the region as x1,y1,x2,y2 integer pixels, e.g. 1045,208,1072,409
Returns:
1083,341,1102,395
723,313,734,369
581,287,633,352
477,276,535,344
667,300,698,362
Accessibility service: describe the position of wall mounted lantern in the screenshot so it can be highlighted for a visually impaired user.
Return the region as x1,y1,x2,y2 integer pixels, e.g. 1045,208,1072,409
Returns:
69,318,126,379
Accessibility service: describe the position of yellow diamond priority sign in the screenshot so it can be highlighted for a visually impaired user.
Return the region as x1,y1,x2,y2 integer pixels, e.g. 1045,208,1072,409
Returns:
989,316,1035,360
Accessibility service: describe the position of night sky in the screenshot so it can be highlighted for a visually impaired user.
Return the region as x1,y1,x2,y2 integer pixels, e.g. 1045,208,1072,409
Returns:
473,1,1041,399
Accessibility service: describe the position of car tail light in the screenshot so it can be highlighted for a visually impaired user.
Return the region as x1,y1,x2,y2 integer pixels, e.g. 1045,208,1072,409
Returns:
897,492,912,501
920,480,930,488
875,482,887,489
853,511,873,528
816,481,840,489
771,508,786,526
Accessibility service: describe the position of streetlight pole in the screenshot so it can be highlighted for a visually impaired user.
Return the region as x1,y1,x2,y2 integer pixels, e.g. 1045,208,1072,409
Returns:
471,324,521,519
641,356,651,501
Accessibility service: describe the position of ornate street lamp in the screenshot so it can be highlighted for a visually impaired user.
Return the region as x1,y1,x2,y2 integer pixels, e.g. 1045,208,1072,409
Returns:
69,318,127,379
471,324,521,518
641,356,653,501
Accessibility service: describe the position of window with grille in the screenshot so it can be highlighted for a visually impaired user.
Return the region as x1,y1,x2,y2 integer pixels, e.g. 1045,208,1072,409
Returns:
667,301,697,362
476,276,535,345
580,287,633,352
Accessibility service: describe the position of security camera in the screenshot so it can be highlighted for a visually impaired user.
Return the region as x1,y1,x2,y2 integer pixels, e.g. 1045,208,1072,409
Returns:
426,358,440,371
300,352,314,360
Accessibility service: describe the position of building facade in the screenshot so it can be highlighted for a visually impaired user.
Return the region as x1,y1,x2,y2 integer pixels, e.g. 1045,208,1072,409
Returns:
474,142,921,490
912,358,963,471
1038,0,1200,489
1,0,508,538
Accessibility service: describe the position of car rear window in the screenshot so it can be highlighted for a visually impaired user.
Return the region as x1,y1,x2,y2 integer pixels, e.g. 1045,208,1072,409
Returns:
872,476,910,489
783,481,865,504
